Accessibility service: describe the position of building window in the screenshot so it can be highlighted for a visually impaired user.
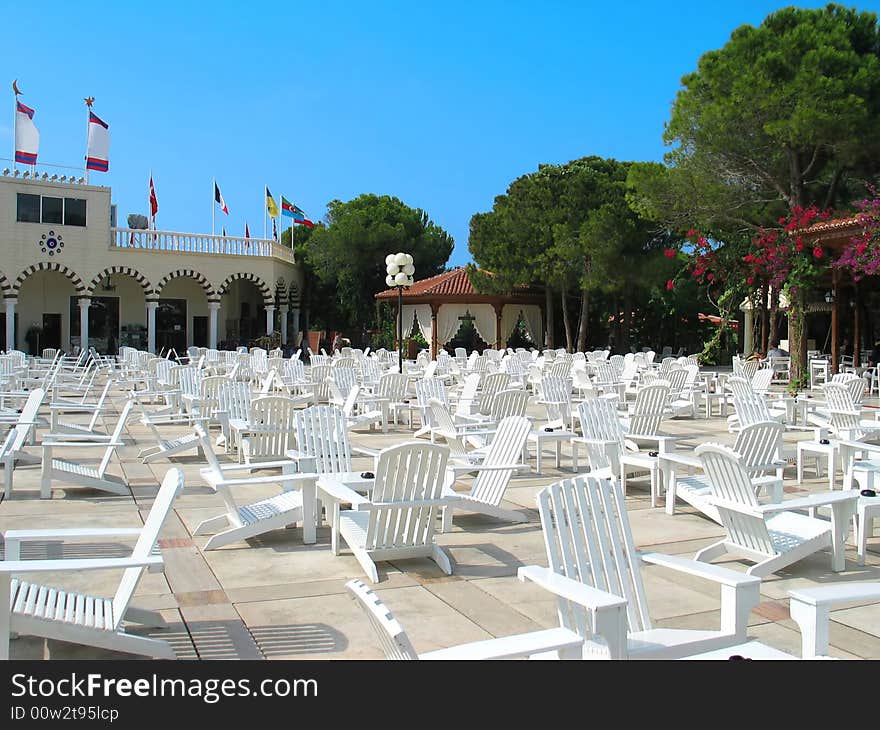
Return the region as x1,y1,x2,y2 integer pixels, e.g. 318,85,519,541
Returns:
15,193,87,226
16,193,40,222
64,198,86,226
42,196,63,224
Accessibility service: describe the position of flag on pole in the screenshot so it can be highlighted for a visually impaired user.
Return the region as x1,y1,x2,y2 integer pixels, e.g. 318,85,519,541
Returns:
272,217,278,241
85,111,110,172
214,181,229,214
14,100,39,165
149,175,159,218
222,226,227,237
281,196,315,227
266,186,279,217
245,222,250,238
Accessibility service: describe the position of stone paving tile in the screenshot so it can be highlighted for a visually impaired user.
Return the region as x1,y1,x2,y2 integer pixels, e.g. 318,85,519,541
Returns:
4,377,880,661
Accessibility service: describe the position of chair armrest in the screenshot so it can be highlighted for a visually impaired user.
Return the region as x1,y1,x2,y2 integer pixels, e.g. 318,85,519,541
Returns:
0,555,165,574
41,440,124,449
517,565,627,610
640,553,761,589
788,582,880,608
454,463,529,472
788,582,880,659
755,490,857,514
4,528,142,542
316,479,371,509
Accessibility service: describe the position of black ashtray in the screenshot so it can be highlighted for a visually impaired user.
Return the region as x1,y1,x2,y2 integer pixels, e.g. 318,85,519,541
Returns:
820,439,831,445
360,472,375,479
728,655,752,661
544,426,555,432
861,489,877,498
402,399,410,404
648,451,659,457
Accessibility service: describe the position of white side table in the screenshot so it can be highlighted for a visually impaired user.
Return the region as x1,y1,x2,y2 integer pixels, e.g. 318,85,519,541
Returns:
527,428,575,474
797,440,837,490
621,452,662,508
855,494,880,566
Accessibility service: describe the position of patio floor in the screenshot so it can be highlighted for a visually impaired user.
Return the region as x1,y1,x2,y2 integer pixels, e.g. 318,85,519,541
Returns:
3,386,880,660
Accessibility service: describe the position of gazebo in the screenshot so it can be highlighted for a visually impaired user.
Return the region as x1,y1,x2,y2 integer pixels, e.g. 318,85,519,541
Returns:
374,267,545,359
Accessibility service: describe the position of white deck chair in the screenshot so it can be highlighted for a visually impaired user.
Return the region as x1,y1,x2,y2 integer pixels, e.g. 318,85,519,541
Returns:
441,415,531,532
624,382,676,453
240,395,300,464
346,578,584,659
518,475,761,659
476,372,510,415
694,442,858,576
48,379,113,436
665,421,786,522
133,392,203,464
192,424,316,550
0,467,185,660
414,377,448,437
0,388,45,497
40,399,135,499
319,441,455,582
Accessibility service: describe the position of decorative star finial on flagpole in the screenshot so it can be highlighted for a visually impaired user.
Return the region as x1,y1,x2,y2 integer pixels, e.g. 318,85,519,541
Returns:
84,96,95,108
12,79,22,96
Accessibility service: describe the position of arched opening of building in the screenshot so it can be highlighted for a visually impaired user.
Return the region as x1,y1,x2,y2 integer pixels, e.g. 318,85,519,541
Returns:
77,272,150,353
17,269,78,354
157,275,211,353
219,278,268,348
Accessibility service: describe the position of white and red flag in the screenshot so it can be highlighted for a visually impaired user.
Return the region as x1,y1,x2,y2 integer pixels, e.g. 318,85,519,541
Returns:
149,175,159,219
86,111,110,172
14,100,39,165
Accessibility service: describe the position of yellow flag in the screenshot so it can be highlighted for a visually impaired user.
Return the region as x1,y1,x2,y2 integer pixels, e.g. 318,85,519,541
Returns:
265,186,280,217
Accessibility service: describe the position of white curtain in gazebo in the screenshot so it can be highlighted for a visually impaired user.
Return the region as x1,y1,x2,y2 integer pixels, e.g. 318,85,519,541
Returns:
521,305,543,345
437,304,468,345
501,305,523,343
413,304,433,344
400,305,417,338
471,304,498,346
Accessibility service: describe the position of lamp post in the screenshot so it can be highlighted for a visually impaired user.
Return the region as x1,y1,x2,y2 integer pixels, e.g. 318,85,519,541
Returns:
385,252,415,374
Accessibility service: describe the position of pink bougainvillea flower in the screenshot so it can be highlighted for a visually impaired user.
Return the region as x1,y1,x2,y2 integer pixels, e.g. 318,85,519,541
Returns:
666,279,675,291
663,248,676,258
813,246,824,259
686,228,696,237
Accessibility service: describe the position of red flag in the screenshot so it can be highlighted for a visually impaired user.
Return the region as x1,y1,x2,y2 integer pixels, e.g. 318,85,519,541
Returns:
245,222,250,238
149,175,158,218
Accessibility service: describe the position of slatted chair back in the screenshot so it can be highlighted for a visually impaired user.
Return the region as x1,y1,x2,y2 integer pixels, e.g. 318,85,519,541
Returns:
489,388,529,420
196,375,229,419
97,398,134,476
293,404,353,474
734,420,784,468
422,360,438,379
217,381,252,422
576,396,625,477
267,354,283,375
821,382,867,439
283,358,306,384
571,366,596,399
478,372,510,415
416,377,448,428
731,391,773,430
548,360,571,378
346,578,419,659
310,354,330,368
537,475,652,638
739,359,758,380
82,380,113,432
110,466,184,626
658,357,677,378
632,352,646,371
250,348,268,374
695,442,774,557
751,368,773,394
665,367,689,400
171,365,202,399
628,382,670,437
359,357,381,389
427,399,470,461
10,388,45,452
609,355,625,375
455,347,468,360
539,376,573,428
726,376,752,399
644,350,656,366
845,376,866,404
504,357,528,381
332,357,356,370
469,416,530,507
330,366,358,396
454,373,481,417
309,364,332,403
366,441,449,553
245,395,299,459
592,361,618,389
376,372,408,401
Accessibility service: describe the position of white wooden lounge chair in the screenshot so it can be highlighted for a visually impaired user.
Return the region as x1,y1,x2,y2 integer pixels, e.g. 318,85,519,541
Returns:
319,441,455,582
694,442,858,576
192,424,316,550
0,467,185,660
134,396,203,464
346,578,584,659
441,415,531,532
518,474,761,659
40,399,135,499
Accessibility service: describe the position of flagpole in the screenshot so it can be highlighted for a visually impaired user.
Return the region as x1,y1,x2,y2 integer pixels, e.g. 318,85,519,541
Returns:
212,178,216,236
84,98,91,185
149,169,153,231
263,186,267,240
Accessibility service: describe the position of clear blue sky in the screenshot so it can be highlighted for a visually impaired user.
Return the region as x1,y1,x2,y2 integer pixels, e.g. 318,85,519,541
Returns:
5,1,880,267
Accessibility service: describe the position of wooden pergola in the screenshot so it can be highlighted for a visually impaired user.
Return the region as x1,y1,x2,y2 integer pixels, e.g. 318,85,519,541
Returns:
375,267,545,358
800,216,871,373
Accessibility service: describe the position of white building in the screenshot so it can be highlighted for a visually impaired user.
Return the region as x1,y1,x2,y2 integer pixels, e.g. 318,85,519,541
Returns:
0,172,303,355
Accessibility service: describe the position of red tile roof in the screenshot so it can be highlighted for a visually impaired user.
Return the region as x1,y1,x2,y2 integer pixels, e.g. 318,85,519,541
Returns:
376,267,490,299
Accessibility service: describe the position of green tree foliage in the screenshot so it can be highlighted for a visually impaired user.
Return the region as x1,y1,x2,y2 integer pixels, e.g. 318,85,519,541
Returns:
469,156,675,351
299,194,453,333
629,4,880,236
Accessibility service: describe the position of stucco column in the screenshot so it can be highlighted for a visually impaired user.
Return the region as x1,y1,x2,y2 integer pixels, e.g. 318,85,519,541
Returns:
279,305,289,345
208,301,221,349
146,300,159,354
742,306,754,355
265,305,276,335
291,308,301,346
78,298,91,354
4,298,16,351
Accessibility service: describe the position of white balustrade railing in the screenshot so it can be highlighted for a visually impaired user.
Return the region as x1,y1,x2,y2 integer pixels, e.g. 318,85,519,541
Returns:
111,228,296,263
